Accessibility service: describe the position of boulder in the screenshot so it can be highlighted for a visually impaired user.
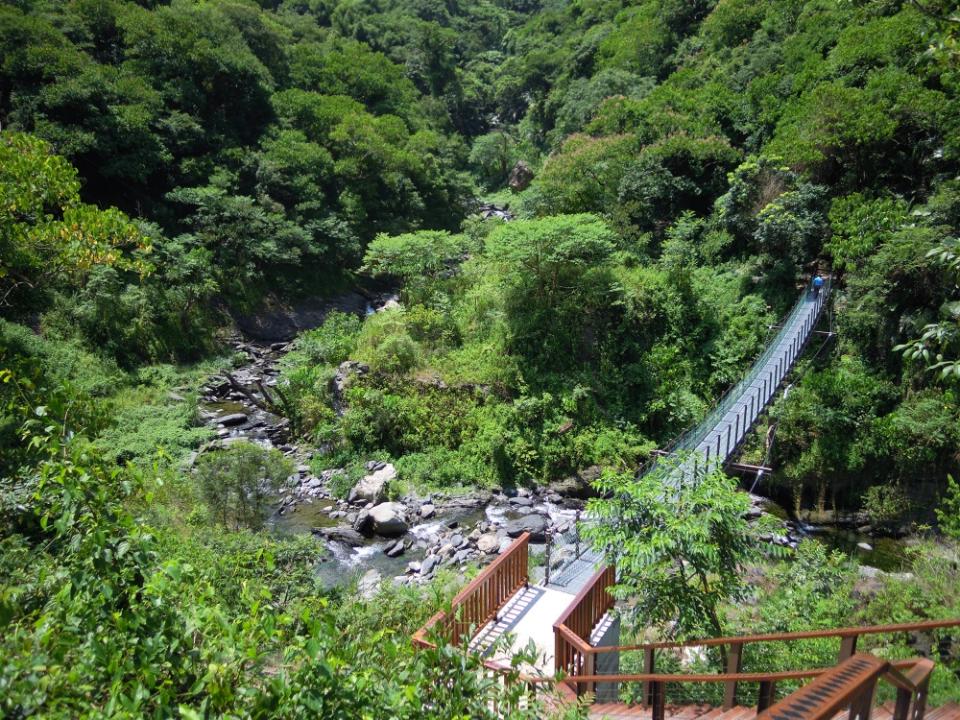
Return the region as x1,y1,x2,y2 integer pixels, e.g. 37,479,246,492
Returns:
314,526,365,546
385,540,406,558
348,463,396,505
477,532,501,554
369,502,409,537
505,514,547,541
549,465,602,499
358,569,382,600
350,511,366,533
420,555,440,576
419,503,436,519
508,160,534,192
218,413,248,427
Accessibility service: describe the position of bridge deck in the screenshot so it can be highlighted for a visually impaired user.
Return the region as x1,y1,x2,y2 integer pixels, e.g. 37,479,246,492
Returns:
688,287,828,470
471,584,572,673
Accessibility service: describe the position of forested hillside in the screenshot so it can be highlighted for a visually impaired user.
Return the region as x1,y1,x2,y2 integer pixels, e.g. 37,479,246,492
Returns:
2,0,960,716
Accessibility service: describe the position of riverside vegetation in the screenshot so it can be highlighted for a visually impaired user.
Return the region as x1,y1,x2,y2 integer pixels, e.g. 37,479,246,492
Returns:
2,0,960,716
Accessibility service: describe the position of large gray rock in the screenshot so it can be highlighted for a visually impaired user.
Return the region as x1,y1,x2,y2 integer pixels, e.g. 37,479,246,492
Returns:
505,514,547,541
233,291,368,342
508,160,535,192
313,526,365,546
549,465,602,499
218,413,248,427
358,569,382,599
420,555,440,576
477,532,501,554
369,502,409,537
348,463,395,505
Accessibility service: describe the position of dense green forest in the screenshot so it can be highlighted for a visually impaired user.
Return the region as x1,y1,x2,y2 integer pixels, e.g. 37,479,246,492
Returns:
2,0,960,716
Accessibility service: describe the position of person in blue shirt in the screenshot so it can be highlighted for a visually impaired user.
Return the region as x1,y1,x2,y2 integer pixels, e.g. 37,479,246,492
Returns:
813,273,824,296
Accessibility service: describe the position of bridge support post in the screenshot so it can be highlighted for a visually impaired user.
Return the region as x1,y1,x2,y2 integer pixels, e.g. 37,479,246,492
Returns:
545,530,552,586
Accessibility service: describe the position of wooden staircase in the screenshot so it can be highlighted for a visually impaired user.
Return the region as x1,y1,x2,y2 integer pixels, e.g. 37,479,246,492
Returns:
411,534,960,720
586,703,960,720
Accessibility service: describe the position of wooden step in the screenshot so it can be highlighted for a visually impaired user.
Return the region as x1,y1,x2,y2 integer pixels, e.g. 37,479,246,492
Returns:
926,704,960,720
717,706,755,720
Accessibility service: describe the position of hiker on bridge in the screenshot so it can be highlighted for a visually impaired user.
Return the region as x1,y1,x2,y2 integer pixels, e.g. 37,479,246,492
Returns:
812,273,824,296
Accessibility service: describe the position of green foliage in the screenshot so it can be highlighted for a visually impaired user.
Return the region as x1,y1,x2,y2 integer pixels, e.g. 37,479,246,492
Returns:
0,131,150,307
861,484,910,533
284,311,362,369
363,229,473,302
731,541,859,700
353,308,425,377
5,0,960,711
896,237,960,380
469,130,520,189
195,442,293,531
95,396,211,467
585,462,786,639
827,194,909,272
935,475,960,540
484,213,616,371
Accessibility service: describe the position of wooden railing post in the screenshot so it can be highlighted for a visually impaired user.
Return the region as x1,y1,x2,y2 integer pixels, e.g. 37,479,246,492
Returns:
582,648,596,697
848,677,878,720
840,634,858,662
723,641,743,709
757,680,776,712
651,680,665,720
894,686,912,720
910,673,930,720
642,648,655,709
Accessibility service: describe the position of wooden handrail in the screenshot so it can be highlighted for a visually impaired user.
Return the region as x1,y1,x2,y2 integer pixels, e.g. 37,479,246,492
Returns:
537,658,923,685
757,654,889,720
587,618,960,654
553,564,616,635
553,563,616,694
410,539,950,720
412,532,529,649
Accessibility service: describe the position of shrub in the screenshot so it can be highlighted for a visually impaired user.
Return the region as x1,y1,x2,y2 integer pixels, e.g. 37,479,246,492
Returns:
194,442,293,531
284,311,362,368
861,484,910,533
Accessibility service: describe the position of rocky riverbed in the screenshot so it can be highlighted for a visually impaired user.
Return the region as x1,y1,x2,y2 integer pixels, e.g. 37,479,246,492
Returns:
190,289,860,593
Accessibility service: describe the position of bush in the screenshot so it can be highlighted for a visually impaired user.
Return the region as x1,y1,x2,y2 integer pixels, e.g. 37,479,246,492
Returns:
195,442,293,531
861,484,910,533
284,311,362,368
354,309,424,376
